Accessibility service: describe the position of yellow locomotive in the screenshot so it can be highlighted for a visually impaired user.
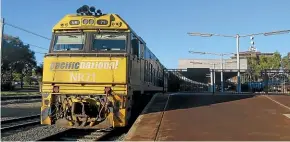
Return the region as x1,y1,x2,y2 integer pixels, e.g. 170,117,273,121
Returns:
41,5,167,129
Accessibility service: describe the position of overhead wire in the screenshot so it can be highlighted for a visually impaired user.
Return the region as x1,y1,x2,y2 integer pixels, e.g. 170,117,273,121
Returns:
3,20,49,55
4,22,51,40
23,42,48,50
33,51,46,54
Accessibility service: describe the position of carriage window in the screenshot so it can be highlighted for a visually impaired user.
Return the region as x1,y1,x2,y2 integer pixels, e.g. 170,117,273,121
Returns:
92,33,126,51
53,34,85,51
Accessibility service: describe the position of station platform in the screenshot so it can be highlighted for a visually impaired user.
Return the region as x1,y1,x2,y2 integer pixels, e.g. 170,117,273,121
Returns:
124,93,290,141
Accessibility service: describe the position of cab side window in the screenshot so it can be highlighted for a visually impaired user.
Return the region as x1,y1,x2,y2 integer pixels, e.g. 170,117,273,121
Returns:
131,33,140,58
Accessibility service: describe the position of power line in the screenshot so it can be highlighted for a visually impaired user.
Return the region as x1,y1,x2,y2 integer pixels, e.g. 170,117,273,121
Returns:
2,34,48,53
4,22,51,40
3,21,50,53
2,35,47,54
24,43,48,50
2,31,49,50
35,61,44,65
34,51,46,54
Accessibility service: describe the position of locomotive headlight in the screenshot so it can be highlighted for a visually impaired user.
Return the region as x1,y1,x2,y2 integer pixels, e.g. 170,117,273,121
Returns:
69,20,80,25
44,99,50,106
42,93,49,99
89,19,94,24
42,93,50,106
83,19,89,24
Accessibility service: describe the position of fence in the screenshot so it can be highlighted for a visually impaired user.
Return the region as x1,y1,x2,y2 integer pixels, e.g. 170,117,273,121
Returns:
163,68,290,95
261,69,290,94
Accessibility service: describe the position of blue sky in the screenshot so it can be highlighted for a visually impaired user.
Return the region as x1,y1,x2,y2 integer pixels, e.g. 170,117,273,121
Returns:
2,0,290,68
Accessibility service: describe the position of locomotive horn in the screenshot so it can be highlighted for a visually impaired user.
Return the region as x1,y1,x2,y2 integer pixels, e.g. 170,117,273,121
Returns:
76,7,82,14
96,9,102,15
81,5,90,15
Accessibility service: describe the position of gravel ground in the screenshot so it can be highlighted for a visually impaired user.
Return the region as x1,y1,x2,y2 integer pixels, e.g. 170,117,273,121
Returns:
0,94,131,141
1,123,128,141
0,116,18,121
1,125,68,141
0,98,129,141
1,101,41,108
116,133,126,141
1,99,41,105
106,133,127,141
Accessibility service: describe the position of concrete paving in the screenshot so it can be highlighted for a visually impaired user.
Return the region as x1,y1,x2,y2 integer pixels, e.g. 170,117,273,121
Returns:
124,93,290,141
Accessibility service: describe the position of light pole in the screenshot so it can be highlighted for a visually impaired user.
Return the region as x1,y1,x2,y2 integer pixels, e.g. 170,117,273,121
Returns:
189,51,234,92
236,34,241,93
188,30,290,93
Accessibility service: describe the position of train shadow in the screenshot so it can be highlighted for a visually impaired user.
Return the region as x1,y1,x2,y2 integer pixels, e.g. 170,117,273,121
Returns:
143,93,257,115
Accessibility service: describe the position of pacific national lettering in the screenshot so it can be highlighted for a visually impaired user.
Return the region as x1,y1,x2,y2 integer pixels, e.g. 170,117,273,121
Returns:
50,60,119,70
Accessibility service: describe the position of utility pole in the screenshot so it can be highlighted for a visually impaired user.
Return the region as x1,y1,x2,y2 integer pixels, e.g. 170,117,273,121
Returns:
0,18,8,88
1,18,4,79
0,18,4,50
210,68,213,93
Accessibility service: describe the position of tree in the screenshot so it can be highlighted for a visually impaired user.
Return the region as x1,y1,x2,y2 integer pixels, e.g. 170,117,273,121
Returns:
247,51,282,81
33,64,43,92
247,53,260,81
1,34,37,89
33,63,43,82
24,76,32,85
258,51,281,70
281,54,290,69
268,51,282,69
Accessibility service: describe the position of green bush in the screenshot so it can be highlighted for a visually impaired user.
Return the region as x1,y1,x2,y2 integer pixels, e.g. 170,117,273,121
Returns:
1,82,15,91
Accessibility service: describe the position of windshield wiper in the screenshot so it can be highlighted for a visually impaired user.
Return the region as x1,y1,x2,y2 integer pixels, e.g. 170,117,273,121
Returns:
107,35,118,38
68,35,78,38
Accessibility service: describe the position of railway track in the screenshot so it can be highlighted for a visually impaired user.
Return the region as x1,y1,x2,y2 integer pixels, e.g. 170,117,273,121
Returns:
1,114,40,133
38,128,118,141
1,95,41,101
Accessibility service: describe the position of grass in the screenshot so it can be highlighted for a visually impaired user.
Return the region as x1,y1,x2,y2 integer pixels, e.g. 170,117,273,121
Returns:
1,91,40,96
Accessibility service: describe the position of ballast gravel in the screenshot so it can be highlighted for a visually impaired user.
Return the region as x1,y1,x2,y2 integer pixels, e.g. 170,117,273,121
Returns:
1,101,41,107
1,99,41,106
116,133,126,141
1,125,127,141
1,125,68,141
0,117,17,121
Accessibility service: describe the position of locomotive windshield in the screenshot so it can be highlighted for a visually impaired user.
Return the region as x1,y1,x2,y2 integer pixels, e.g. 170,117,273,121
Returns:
92,33,126,51
53,34,85,51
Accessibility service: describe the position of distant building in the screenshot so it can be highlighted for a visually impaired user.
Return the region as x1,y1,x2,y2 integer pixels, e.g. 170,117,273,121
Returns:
178,58,248,70
230,51,275,59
